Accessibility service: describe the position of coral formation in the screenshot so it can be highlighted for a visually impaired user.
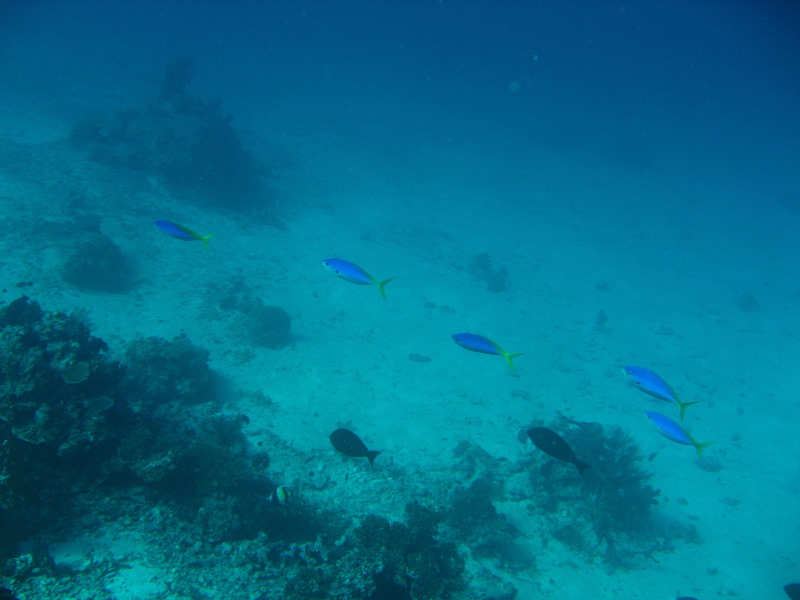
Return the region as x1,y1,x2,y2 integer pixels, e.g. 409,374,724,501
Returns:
0,294,708,600
60,231,132,292
122,333,215,412
246,304,292,348
0,296,123,452
218,280,292,348
0,296,702,597
526,415,695,569
0,587,20,600
282,502,465,600
0,297,300,571
447,477,524,568
70,58,268,212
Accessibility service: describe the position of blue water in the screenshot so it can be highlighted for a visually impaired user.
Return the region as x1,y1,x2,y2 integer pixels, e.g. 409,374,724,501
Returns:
1,2,799,599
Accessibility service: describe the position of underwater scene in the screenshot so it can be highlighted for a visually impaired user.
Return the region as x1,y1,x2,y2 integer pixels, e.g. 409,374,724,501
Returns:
0,1,798,599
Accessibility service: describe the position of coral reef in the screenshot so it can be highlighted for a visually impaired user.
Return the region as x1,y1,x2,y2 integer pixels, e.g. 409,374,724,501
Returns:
0,296,124,452
122,333,215,412
447,477,525,569
0,297,299,572
281,502,465,600
525,415,695,569
0,587,20,600
0,297,128,568
70,59,268,212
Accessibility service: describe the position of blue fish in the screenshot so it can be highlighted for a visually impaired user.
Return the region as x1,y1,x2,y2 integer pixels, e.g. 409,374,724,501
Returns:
322,258,395,299
623,366,698,420
646,412,714,457
452,333,522,371
154,220,214,250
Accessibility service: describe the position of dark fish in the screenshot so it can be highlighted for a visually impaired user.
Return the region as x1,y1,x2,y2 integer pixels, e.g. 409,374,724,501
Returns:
329,428,381,466
786,583,800,600
527,427,590,475
676,596,698,600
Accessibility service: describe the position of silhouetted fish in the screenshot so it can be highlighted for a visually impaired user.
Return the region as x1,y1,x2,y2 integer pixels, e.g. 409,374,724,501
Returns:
329,428,381,466
786,583,800,600
527,427,590,475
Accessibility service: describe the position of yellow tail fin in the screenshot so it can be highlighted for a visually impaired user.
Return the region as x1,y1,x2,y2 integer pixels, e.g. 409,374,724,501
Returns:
200,233,215,251
695,440,715,457
375,276,396,299
503,352,524,372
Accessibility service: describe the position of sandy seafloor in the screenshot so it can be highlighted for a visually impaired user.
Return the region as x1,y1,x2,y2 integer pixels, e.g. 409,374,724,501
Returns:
1,24,799,600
